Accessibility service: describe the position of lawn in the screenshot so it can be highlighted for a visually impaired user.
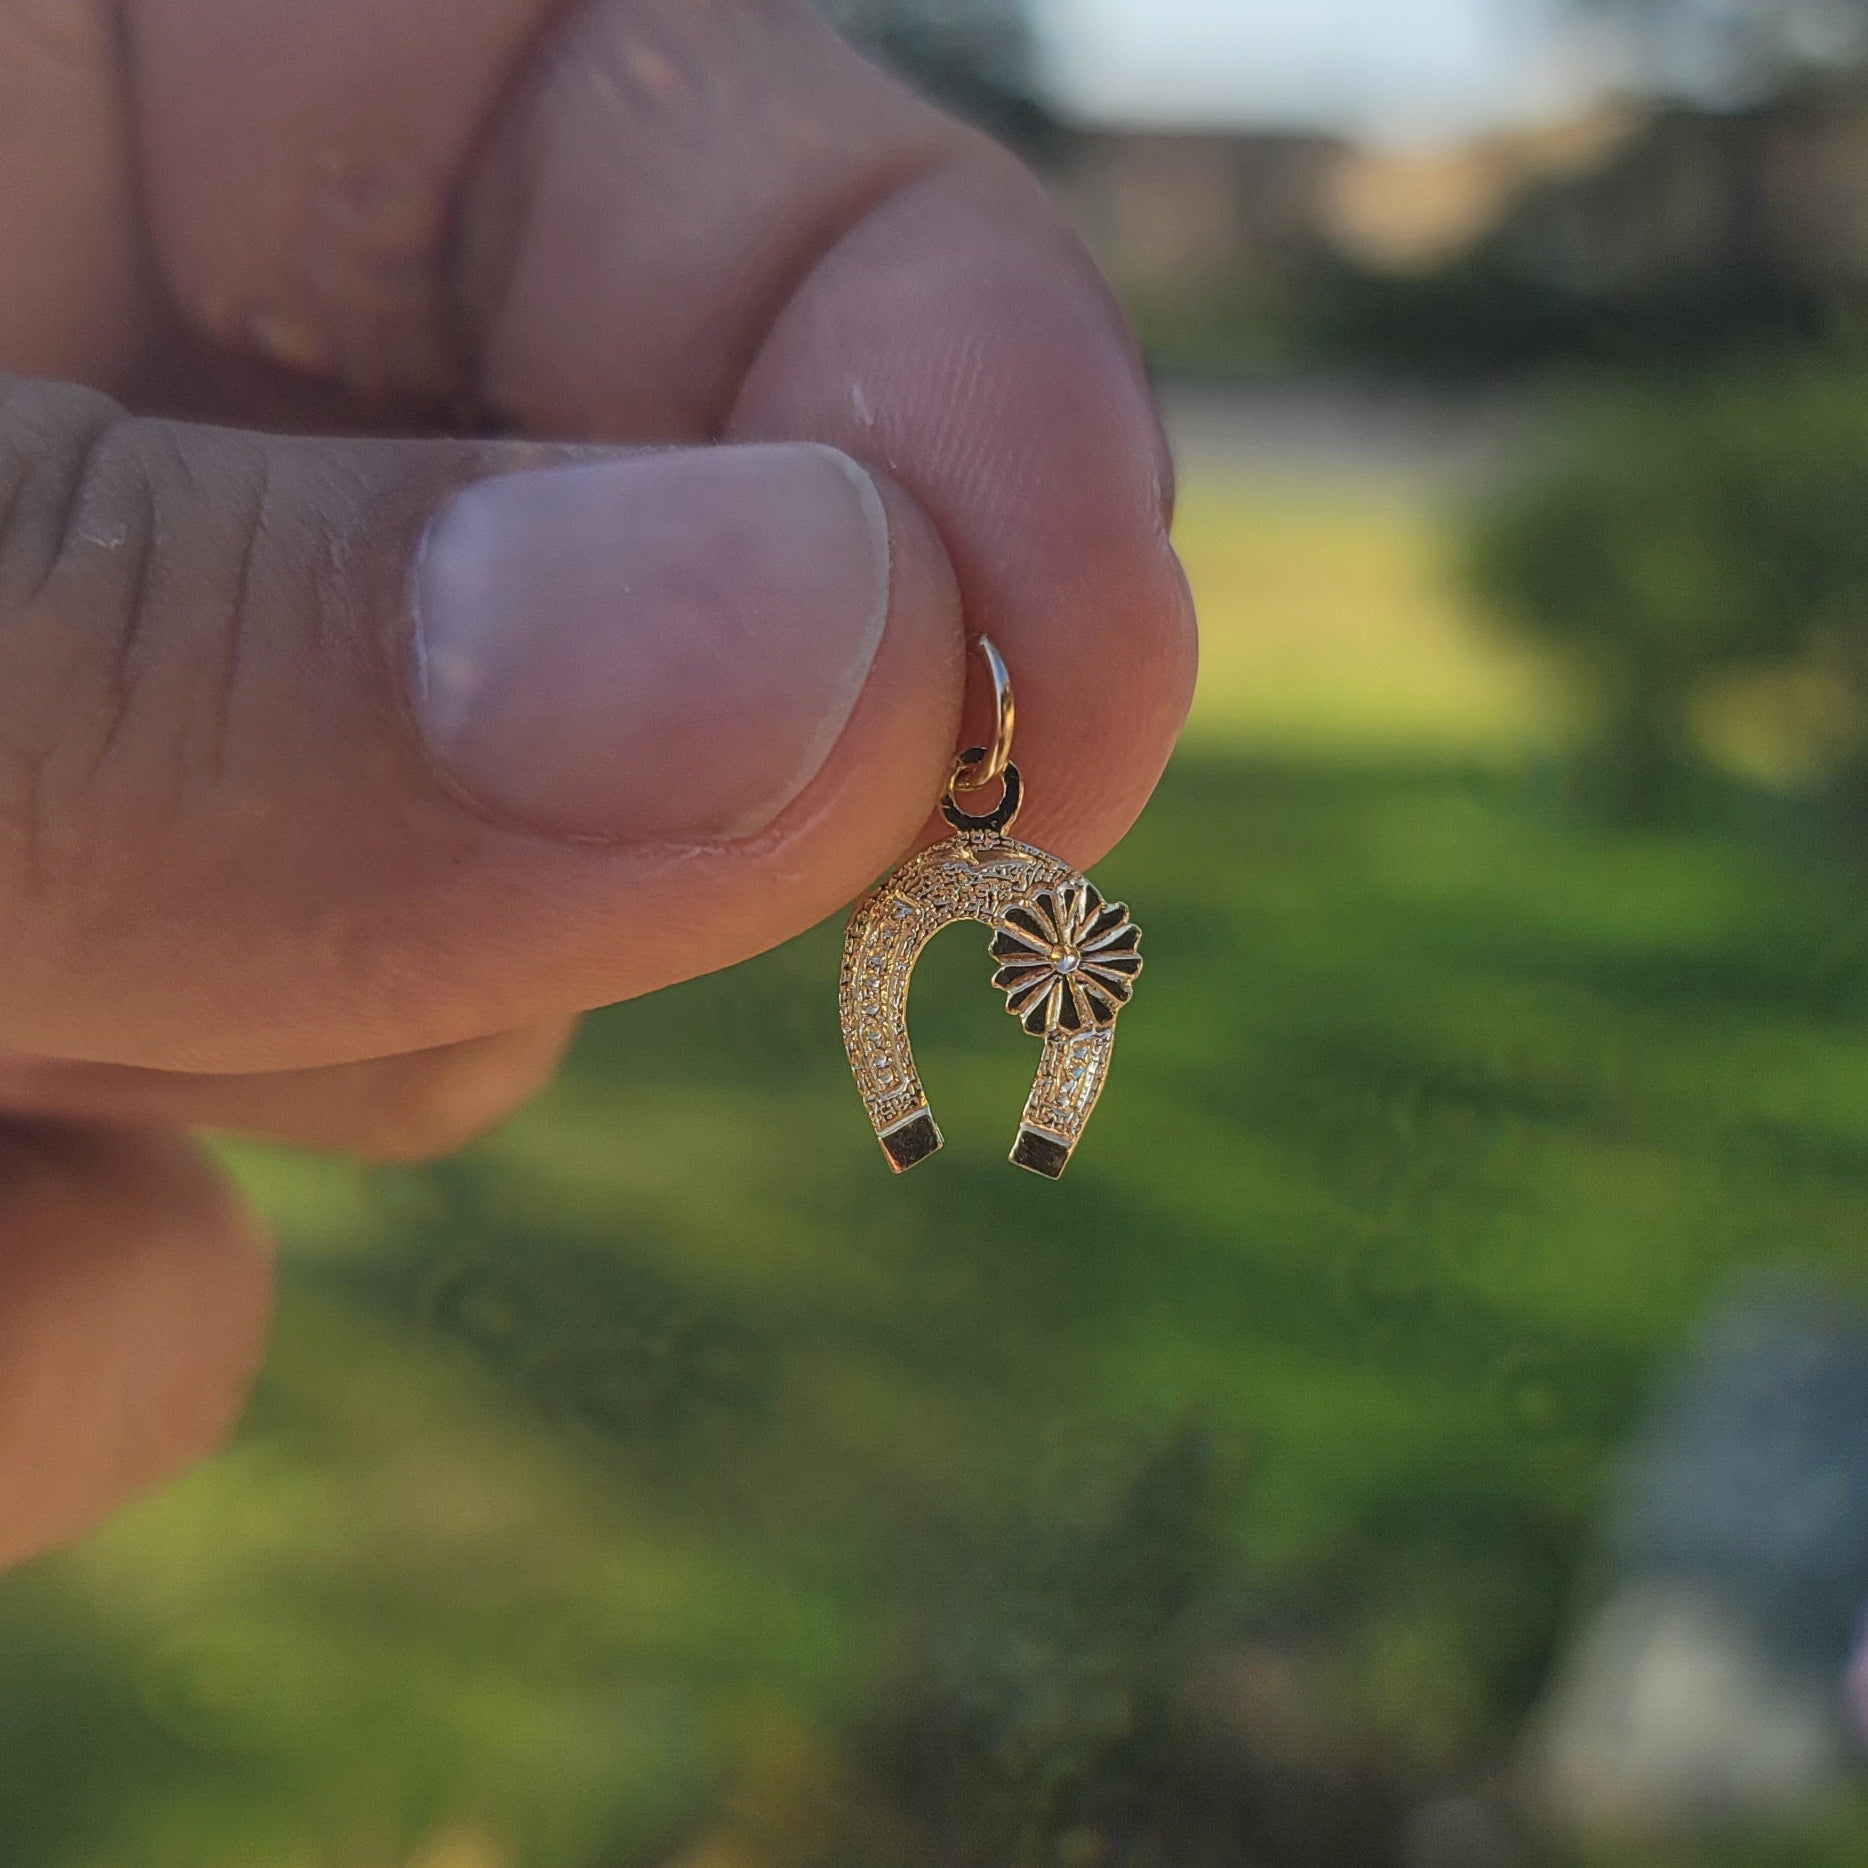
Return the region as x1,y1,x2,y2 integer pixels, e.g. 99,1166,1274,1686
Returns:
9,477,1868,1867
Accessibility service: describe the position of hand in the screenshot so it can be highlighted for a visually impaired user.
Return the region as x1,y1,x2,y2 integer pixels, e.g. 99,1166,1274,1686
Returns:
0,0,1196,1563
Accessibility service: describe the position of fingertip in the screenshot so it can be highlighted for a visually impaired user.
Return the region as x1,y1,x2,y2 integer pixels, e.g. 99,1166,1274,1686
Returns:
0,1123,272,1570
727,151,1197,872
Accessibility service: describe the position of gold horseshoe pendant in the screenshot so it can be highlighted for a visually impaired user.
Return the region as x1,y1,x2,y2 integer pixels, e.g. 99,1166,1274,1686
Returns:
839,642,1143,1179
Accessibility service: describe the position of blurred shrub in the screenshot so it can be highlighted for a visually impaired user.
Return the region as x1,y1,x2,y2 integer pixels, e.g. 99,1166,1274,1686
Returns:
1469,366,1868,816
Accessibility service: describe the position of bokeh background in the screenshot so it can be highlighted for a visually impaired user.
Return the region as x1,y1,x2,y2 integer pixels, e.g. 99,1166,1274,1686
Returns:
17,1,1868,1863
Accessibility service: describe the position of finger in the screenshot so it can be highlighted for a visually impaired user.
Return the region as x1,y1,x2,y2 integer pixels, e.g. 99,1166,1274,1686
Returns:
0,0,146,388
724,154,1197,861
7,0,1194,867
0,1120,270,1570
0,381,961,1070
0,1022,575,1161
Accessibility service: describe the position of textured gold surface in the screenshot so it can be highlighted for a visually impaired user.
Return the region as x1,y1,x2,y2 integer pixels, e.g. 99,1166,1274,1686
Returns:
840,828,1140,1178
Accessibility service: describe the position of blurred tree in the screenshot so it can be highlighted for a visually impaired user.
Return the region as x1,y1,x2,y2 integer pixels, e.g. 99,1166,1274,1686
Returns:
1577,0,1868,97
814,0,1057,152
1298,0,1868,378
1305,77,1868,377
1469,368,1868,818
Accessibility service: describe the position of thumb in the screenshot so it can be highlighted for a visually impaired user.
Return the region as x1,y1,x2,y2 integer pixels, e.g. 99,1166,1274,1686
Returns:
0,378,963,1071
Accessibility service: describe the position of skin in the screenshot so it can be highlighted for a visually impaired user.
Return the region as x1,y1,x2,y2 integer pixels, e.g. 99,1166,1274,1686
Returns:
0,0,1196,1563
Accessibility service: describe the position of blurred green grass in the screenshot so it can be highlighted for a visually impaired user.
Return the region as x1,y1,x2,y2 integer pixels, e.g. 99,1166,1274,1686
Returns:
1175,473,1555,758
12,476,1868,1866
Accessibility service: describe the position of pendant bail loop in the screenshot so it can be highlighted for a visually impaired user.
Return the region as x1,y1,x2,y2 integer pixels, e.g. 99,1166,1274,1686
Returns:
949,636,1016,794
941,751,1023,834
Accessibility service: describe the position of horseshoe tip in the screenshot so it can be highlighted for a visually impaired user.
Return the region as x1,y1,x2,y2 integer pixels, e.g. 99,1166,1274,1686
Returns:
880,1110,944,1173
1011,1128,1073,1180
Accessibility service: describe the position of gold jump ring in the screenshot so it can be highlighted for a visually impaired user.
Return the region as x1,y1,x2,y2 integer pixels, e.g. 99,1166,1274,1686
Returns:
950,636,1016,793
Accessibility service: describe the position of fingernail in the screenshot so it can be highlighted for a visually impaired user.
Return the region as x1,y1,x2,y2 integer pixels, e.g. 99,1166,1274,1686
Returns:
412,443,891,841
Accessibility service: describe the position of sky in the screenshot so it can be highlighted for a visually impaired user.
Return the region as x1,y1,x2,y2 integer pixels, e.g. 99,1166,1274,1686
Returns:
1030,0,1623,143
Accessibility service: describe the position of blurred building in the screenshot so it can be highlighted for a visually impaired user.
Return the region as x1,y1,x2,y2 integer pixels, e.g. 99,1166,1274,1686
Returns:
1320,106,1637,272
1061,76,1868,373
1307,73,1868,372
1045,128,1345,366
1042,110,1641,369
823,0,1868,375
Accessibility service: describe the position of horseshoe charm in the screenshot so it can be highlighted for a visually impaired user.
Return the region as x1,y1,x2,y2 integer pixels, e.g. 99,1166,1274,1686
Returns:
839,640,1143,1179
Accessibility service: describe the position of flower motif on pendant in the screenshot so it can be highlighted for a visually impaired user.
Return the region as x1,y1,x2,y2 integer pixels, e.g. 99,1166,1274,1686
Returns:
989,880,1143,1036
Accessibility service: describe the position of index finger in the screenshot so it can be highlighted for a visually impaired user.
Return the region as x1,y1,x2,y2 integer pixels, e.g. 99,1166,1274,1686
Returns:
120,0,1198,866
